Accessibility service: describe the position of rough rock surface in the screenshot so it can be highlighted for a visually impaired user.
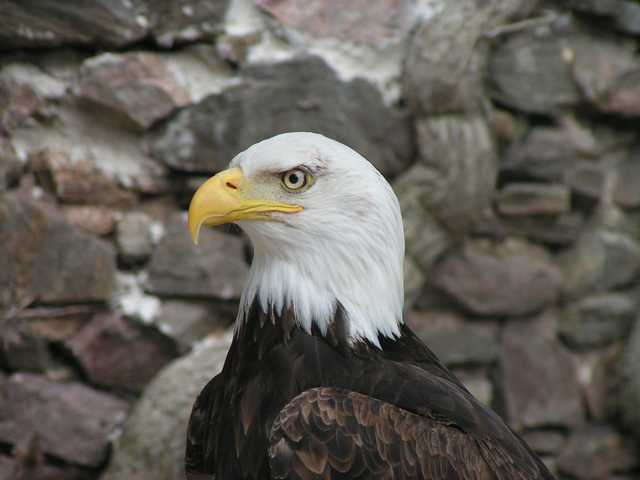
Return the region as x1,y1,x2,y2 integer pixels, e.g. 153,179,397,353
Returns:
559,293,636,349
496,183,570,216
0,372,129,467
498,315,584,430
146,214,248,300
0,193,116,313
0,0,148,48
433,239,562,316
556,425,637,480
102,334,231,480
152,56,412,177
616,320,640,441
76,52,190,129
115,212,154,264
68,313,180,393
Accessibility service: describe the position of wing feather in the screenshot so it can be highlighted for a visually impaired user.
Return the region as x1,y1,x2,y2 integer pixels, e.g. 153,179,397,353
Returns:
269,387,548,480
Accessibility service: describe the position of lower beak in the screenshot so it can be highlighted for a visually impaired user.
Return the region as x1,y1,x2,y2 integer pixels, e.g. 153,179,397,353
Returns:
187,167,303,244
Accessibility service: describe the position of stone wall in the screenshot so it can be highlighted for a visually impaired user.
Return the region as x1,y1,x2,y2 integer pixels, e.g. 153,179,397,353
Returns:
1,1,640,479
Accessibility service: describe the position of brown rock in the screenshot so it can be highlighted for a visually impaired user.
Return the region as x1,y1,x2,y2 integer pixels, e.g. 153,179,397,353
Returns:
433,239,562,316
557,426,637,480
521,430,567,456
0,0,148,48
30,149,136,207
76,52,190,130
147,214,249,300
0,78,42,131
68,313,179,393
257,0,415,49
0,373,129,467
498,315,584,430
0,193,117,313
63,205,118,236
496,183,570,216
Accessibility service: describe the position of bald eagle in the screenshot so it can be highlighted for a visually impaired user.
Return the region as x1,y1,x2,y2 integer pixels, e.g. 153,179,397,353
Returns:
185,132,554,479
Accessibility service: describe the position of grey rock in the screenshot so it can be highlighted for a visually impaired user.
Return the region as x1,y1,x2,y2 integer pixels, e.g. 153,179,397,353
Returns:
76,52,190,130
68,313,180,393
408,311,498,367
433,239,562,316
149,0,230,48
496,183,570,216
155,300,236,353
146,214,249,300
455,371,493,407
476,211,584,246
152,56,412,177
557,425,637,480
0,193,117,313
415,114,497,233
562,0,640,36
559,206,640,298
498,316,584,430
0,76,43,131
30,149,136,208
404,0,531,114
501,124,598,182
617,320,640,439
0,135,21,192
521,430,567,456
0,332,51,373
116,212,154,264
103,333,231,480
394,164,451,274
559,293,636,349
487,29,585,114
0,372,129,468
567,150,640,208
0,0,148,49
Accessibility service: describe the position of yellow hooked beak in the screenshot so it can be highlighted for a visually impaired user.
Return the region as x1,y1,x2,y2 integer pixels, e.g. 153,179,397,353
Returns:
187,167,303,244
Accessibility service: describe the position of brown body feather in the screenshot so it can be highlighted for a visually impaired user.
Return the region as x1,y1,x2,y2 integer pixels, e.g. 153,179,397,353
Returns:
185,303,554,479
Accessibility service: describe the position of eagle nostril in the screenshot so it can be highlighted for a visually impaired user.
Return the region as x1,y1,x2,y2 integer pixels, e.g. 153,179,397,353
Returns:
226,181,238,190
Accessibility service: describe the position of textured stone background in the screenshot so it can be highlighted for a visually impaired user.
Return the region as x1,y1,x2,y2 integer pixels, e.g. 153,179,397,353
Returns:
1,0,640,479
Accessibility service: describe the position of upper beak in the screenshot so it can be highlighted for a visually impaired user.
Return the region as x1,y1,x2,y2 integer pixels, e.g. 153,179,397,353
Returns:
187,167,303,244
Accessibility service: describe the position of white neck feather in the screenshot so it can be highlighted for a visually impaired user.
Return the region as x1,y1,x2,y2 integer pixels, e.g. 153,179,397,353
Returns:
236,180,405,347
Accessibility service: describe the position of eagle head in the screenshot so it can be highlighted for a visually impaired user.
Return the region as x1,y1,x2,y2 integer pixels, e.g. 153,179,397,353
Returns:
188,132,404,346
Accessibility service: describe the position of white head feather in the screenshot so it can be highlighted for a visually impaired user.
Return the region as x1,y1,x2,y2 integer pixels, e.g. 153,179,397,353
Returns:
231,132,404,347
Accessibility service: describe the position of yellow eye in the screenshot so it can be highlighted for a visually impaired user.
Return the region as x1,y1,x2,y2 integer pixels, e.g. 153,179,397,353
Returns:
281,168,310,191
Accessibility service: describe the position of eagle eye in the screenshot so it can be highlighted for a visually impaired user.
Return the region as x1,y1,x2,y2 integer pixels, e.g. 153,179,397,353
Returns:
281,168,311,192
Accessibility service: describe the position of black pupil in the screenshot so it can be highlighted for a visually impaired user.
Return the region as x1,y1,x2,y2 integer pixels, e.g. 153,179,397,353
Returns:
289,173,300,184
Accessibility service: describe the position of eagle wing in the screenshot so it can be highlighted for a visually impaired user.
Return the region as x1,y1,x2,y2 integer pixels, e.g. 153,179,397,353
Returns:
269,387,548,480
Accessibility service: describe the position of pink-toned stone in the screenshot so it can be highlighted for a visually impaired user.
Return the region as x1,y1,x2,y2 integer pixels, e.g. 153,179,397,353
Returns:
0,373,129,468
77,52,190,129
68,313,179,393
63,205,118,235
256,0,415,48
